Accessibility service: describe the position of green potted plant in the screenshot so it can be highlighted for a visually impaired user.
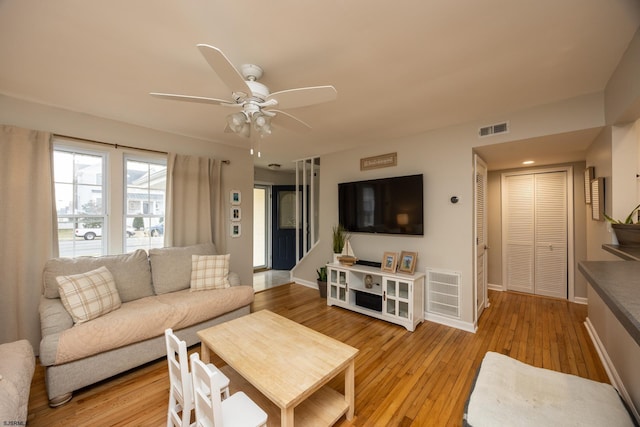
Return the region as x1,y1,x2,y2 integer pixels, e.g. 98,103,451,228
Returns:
316,266,328,298
332,224,348,262
603,202,640,246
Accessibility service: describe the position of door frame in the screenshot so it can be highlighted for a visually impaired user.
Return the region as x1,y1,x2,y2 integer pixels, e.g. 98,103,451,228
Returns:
253,183,272,270
500,166,575,301
473,154,489,324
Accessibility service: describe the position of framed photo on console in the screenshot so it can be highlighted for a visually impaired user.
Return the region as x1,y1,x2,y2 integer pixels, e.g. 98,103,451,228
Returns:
398,251,417,274
381,252,398,273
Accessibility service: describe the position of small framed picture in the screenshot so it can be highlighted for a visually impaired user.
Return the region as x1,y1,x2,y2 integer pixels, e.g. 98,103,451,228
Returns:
398,251,417,274
584,167,594,204
230,190,241,205
381,252,398,273
231,207,241,221
230,223,241,237
591,178,604,221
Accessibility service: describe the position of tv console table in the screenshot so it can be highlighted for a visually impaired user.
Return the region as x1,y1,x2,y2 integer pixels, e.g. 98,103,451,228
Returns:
326,262,425,331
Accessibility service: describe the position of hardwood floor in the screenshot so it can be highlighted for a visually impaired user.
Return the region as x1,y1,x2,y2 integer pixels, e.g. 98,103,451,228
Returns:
27,284,608,426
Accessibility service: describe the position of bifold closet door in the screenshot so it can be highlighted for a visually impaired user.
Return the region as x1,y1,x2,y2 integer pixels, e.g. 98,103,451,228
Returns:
533,172,567,298
504,174,535,294
504,171,567,298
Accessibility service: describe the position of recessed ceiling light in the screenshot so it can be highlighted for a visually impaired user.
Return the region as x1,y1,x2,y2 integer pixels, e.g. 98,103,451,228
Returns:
522,160,535,165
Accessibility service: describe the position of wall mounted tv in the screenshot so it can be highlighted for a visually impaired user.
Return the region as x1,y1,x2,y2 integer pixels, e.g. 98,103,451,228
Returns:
339,174,424,236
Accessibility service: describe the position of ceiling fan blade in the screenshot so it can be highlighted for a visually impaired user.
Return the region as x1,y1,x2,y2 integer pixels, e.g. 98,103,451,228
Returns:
271,109,312,133
267,85,337,109
150,92,239,107
196,44,252,98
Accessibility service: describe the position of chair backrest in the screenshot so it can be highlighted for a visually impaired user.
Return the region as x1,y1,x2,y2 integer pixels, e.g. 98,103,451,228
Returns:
165,328,193,415
190,352,224,427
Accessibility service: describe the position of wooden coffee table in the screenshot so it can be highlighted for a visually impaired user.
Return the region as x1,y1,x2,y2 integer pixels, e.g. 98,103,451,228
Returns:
198,310,359,426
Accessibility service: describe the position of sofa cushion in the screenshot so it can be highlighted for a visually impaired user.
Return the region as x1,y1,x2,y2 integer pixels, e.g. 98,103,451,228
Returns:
190,254,230,291
54,286,254,365
149,243,217,294
43,249,153,302
57,266,122,324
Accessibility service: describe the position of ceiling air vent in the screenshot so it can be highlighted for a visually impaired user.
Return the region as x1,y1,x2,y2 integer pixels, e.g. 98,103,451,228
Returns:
479,121,509,138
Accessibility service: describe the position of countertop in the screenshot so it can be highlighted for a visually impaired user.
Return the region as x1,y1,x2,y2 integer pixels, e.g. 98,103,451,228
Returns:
602,244,640,261
578,261,640,346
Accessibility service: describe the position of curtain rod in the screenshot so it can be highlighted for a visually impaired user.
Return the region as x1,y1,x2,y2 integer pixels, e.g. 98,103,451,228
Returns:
54,133,230,164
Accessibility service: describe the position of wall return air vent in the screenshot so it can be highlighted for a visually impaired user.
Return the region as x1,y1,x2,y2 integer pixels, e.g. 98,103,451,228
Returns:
478,121,509,138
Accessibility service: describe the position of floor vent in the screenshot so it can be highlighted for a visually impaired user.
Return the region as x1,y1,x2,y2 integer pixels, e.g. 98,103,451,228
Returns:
426,268,461,319
479,121,509,138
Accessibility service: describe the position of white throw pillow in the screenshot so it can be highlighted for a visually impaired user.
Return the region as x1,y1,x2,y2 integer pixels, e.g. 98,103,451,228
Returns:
57,266,122,324
190,254,231,291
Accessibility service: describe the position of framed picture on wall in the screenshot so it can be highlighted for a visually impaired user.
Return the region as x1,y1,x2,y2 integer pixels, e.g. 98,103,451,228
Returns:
230,190,241,205
584,167,594,204
398,251,418,274
591,177,604,221
231,207,241,221
230,223,241,237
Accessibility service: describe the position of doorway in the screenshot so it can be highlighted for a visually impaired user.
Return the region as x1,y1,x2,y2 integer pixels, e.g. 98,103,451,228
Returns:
271,185,300,270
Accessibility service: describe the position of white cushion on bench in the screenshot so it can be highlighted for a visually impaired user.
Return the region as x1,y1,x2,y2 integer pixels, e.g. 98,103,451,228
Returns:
464,352,635,427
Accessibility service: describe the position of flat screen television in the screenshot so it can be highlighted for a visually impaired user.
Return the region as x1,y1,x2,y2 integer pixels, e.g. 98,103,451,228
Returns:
339,174,423,235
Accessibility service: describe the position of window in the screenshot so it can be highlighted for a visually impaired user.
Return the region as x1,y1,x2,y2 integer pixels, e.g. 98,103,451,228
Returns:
54,148,107,257
124,157,166,253
53,140,167,257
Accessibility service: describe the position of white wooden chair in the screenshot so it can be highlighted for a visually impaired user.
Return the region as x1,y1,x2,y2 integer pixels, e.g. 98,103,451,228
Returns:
190,352,268,427
165,328,231,427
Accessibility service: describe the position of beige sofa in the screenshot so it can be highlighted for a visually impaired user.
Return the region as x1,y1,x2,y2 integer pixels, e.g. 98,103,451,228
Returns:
38,243,253,407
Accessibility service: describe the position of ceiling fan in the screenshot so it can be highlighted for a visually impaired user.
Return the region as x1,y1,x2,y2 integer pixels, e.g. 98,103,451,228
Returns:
150,44,337,155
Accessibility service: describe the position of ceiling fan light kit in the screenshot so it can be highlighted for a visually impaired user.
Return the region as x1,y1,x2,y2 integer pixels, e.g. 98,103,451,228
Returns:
150,44,337,156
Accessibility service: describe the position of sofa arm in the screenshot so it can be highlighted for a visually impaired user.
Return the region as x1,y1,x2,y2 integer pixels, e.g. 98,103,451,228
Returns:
39,296,72,366
228,272,241,286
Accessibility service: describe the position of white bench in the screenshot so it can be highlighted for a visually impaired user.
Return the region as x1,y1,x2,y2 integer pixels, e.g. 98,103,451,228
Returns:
463,352,636,427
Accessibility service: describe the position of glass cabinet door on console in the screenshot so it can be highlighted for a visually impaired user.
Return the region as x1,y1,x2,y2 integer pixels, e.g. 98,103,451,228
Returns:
329,268,348,303
383,278,412,321
327,263,424,331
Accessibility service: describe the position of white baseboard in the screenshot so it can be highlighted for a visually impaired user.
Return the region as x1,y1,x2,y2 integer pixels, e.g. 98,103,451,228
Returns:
584,317,639,422
424,312,477,333
292,277,316,289
487,283,503,291
573,296,588,305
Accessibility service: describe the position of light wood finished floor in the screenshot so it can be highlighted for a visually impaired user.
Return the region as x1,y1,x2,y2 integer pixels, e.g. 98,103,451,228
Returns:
26,284,608,426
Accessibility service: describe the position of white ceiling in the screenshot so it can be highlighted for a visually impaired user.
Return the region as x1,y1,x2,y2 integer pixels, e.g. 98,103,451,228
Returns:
1,1,639,171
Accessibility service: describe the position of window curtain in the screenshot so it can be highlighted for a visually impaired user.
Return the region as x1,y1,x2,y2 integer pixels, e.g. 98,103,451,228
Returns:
165,153,224,250
0,125,58,350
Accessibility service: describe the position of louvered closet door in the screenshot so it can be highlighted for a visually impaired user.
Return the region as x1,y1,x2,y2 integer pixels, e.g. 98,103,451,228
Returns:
505,174,535,293
534,172,567,298
504,171,567,298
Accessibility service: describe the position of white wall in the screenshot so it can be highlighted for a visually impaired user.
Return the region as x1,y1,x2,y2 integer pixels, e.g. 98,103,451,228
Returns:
0,95,256,284
295,93,606,328
585,128,619,261
605,28,640,124
612,120,640,222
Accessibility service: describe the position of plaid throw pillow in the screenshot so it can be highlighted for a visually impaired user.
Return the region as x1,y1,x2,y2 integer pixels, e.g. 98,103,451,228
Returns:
190,254,231,291
57,266,122,324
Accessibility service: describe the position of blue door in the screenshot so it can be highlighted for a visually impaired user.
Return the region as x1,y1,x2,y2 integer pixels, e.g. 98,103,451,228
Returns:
271,186,297,270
